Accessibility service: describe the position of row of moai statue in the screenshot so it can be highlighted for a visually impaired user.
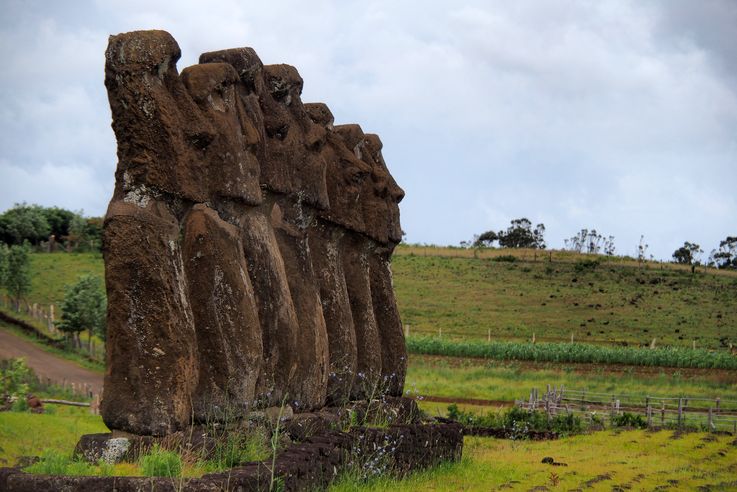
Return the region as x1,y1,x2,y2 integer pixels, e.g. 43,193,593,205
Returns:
101,30,406,435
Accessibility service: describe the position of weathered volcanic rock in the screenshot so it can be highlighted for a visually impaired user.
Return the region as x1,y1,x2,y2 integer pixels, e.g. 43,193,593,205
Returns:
102,30,405,435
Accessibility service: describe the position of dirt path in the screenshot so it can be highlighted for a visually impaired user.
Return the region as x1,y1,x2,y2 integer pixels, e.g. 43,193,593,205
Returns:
412,395,513,407
0,325,103,395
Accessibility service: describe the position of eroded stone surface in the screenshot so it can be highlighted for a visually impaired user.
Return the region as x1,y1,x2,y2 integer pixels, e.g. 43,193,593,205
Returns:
102,30,405,435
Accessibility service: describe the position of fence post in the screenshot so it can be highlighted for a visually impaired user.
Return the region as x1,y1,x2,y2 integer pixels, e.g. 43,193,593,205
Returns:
677,398,683,429
661,402,665,426
647,404,652,427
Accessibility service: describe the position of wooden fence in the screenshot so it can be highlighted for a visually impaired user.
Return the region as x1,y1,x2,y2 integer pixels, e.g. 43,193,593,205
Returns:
0,293,59,337
516,384,737,433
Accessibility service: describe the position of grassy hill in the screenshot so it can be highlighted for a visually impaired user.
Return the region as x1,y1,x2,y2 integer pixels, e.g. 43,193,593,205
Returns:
6,246,737,351
394,245,737,350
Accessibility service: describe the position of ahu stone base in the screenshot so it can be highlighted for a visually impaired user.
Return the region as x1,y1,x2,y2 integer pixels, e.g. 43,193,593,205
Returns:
1,421,463,492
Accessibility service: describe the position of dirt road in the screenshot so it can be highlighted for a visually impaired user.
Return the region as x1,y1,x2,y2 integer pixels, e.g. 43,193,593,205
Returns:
0,324,104,395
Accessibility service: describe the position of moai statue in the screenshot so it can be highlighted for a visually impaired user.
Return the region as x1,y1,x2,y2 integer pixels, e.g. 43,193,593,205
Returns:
102,30,404,436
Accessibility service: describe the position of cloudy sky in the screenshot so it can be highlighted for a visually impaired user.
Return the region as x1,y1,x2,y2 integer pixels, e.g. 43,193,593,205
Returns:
1,0,735,259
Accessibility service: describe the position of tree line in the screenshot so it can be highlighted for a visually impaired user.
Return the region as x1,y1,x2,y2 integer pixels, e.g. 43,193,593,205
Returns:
0,203,102,252
465,217,736,270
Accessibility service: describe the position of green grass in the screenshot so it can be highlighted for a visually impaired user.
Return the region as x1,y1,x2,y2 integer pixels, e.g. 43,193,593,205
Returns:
407,335,737,369
330,430,737,491
0,408,109,467
394,245,737,349
405,355,737,403
27,252,104,306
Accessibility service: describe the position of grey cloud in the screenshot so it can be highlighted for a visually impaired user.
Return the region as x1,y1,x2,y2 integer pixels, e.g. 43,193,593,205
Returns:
0,0,734,260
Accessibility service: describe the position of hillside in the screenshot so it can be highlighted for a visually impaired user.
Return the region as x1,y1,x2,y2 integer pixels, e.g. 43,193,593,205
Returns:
393,245,737,350
7,247,737,350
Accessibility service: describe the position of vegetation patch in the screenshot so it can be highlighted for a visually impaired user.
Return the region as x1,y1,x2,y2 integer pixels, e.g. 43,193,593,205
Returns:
406,336,737,369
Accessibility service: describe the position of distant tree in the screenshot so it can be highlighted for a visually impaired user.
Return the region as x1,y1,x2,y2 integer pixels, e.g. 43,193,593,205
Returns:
497,218,546,249
565,229,616,255
603,235,616,256
3,244,31,310
672,241,702,273
0,203,50,246
0,244,8,288
711,236,737,270
474,230,499,248
637,235,649,268
57,275,107,350
40,207,76,240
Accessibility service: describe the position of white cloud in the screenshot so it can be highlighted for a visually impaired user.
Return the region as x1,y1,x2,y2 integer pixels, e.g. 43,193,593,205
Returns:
0,0,735,259
0,159,111,214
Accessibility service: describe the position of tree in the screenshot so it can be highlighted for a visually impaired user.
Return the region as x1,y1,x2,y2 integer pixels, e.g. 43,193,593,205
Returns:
473,230,498,247
565,229,616,255
57,275,107,351
497,218,546,249
0,203,50,246
0,244,8,289
40,207,76,240
672,241,702,273
3,244,31,310
712,236,737,269
637,235,649,268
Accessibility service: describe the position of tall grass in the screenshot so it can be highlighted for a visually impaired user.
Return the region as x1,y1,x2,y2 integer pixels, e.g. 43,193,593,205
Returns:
406,336,737,370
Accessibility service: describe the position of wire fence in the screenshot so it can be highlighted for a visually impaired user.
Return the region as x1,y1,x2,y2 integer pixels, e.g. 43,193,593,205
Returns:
516,384,737,434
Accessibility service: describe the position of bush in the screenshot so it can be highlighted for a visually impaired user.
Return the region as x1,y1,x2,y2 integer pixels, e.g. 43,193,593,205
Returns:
1,357,32,402
447,405,583,437
492,255,517,263
611,412,648,429
139,445,182,477
574,259,600,273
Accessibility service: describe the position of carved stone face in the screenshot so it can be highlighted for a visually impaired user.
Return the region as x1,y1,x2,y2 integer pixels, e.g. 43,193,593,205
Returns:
363,134,404,244
335,126,404,245
259,64,329,209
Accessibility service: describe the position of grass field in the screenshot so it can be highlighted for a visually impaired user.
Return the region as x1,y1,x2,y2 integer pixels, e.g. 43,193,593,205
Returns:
406,354,737,404
394,245,737,349
27,252,104,306
0,408,108,467
331,429,737,491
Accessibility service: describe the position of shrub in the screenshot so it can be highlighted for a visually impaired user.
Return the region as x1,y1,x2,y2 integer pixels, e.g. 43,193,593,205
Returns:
447,405,583,437
612,412,648,429
1,357,32,402
492,255,517,263
574,259,600,273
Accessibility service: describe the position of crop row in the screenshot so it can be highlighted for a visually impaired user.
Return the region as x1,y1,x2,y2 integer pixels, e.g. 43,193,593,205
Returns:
405,336,737,370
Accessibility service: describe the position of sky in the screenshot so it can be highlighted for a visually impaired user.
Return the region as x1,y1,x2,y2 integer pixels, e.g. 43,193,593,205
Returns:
0,0,735,260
